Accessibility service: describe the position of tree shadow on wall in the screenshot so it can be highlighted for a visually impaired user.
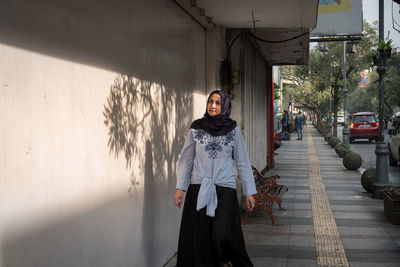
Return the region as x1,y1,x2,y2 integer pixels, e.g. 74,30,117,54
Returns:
1,78,195,267
103,75,195,264
103,74,194,193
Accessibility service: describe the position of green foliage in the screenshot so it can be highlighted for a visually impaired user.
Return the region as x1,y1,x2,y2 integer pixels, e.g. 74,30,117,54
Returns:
361,168,376,193
328,137,341,148
280,21,379,136
274,87,281,100
350,51,400,114
384,183,400,200
349,29,400,114
378,38,392,52
335,142,351,156
348,71,379,114
385,52,400,109
326,133,333,142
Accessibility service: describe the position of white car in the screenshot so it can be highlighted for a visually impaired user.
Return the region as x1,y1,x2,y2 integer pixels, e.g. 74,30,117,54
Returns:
337,114,345,126
388,125,400,166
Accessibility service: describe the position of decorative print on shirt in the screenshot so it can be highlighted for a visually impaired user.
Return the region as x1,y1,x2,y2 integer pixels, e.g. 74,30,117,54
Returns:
194,129,235,159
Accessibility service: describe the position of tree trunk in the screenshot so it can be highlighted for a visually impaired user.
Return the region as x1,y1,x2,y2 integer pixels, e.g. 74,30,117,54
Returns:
317,112,327,139
311,112,316,125
332,85,339,137
311,109,327,139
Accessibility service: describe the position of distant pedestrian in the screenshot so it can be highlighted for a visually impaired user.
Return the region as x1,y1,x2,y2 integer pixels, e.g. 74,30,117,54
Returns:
384,115,389,130
281,110,289,132
295,111,305,140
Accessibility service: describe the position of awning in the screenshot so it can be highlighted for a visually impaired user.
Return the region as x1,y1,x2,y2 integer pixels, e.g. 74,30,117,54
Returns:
196,0,319,65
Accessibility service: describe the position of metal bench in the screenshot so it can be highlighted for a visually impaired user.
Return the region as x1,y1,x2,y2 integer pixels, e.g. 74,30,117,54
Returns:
274,131,282,145
242,166,288,225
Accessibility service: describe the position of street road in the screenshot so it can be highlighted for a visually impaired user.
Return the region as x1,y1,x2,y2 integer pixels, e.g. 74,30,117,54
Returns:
336,125,400,184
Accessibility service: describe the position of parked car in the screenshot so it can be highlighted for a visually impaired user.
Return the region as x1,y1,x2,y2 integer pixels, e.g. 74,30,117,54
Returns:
388,125,400,166
346,113,353,124
337,114,345,126
349,112,379,143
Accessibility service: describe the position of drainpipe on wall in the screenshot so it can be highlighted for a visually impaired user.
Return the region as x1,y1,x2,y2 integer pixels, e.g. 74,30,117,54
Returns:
269,66,275,168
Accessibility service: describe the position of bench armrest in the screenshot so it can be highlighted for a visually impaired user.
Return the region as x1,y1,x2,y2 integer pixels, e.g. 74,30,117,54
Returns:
251,166,281,187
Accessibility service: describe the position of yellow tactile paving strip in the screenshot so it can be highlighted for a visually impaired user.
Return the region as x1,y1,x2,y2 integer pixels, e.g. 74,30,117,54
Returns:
306,133,349,267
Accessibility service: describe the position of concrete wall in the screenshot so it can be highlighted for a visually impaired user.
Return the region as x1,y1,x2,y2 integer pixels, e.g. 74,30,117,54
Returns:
0,0,208,266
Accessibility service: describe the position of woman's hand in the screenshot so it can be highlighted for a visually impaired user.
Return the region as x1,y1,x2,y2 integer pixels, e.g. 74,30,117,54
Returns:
174,189,184,208
246,195,255,212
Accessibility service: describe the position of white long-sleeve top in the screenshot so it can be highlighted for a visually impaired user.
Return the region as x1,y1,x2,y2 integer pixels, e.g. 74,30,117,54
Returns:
176,126,257,217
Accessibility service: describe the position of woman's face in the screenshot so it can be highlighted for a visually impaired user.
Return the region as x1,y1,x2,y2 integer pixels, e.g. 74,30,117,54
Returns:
207,93,222,117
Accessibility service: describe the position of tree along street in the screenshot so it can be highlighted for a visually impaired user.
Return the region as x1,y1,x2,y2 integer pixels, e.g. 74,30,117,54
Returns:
337,125,400,184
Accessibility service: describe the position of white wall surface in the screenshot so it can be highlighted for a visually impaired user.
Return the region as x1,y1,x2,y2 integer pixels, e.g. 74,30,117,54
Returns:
0,0,206,266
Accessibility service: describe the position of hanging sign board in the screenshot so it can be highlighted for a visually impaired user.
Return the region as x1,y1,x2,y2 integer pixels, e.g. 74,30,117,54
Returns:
358,70,369,89
311,0,363,36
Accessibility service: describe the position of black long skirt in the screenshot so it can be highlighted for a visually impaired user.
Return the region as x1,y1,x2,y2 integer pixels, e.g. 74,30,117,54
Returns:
177,184,253,267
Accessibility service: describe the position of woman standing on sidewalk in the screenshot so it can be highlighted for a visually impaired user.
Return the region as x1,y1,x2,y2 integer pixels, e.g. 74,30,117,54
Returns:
174,89,256,267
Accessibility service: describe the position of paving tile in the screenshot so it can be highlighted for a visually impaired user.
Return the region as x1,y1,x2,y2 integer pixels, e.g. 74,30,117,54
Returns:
330,204,378,210
243,224,291,234
272,217,314,226
281,199,310,204
328,199,383,206
252,257,288,267
247,245,316,260
284,189,310,194
335,217,390,227
284,210,310,218
342,237,399,250
246,233,290,246
332,212,379,220
282,194,311,200
337,226,391,236
326,195,367,201
290,224,315,234
286,258,318,267
326,192,368,197
289,235,316,247
282,203,311,209
347,262,400,267
345,248,400,263
393,237,400,248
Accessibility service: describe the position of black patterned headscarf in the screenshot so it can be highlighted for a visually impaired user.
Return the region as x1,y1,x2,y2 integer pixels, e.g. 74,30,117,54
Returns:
190,90,237,136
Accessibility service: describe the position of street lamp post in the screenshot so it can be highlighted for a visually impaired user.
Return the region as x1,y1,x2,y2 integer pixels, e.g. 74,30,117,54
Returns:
329,96,332,134
373,0,389,199
342,41,350,145
318,42,333,134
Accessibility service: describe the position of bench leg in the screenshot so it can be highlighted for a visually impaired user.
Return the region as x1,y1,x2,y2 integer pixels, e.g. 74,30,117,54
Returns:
267,204,278,226
275,198,286,211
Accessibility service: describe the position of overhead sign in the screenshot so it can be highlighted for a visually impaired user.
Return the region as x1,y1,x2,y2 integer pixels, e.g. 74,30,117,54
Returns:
358,70,369,89
311,0,363,36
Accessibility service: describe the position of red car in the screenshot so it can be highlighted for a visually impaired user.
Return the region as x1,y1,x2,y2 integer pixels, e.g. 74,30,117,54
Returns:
349,112,379,143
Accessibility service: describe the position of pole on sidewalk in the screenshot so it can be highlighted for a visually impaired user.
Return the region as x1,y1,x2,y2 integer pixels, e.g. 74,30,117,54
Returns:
342,41,350,145
373,0,389,199
329,95,332,134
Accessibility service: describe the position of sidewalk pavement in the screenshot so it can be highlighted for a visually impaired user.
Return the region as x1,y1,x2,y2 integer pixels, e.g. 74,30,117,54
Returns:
243,125,400,267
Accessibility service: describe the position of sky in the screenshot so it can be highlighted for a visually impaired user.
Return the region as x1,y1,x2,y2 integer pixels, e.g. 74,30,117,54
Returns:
363,0,400,48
